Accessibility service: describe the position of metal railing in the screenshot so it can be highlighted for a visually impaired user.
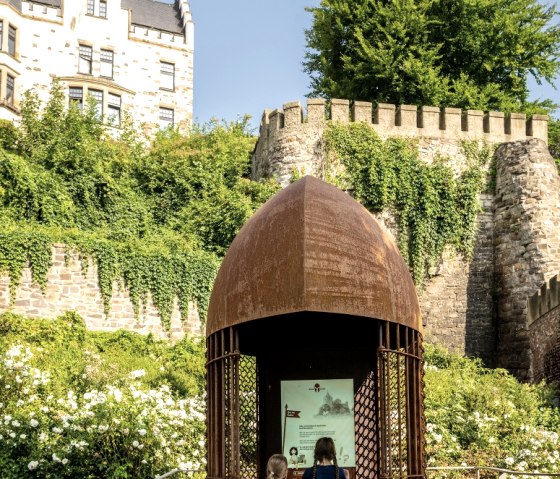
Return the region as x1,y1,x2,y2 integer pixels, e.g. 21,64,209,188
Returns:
155,468,200,479
427,466,560,479
155,466,560,479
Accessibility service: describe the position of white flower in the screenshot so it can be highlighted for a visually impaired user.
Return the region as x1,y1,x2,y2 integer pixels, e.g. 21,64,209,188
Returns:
129,369,146,378
62,458,68,465
30,419,39,428
52,453,61,462
138,428,147,436
133,440,140,448
28,461,39,470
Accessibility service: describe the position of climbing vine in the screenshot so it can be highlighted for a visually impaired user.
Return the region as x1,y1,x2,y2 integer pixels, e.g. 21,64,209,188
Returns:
323,123,495,284
0,227,220,331
0,81,277,331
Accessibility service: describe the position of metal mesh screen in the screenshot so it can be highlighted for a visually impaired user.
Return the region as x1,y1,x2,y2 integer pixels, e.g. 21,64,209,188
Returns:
355,370,380,479
239,355,258,479
379,324,424,479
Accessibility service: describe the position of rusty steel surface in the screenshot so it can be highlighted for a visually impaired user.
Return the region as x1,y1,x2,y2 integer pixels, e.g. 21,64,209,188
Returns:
207,175,421,337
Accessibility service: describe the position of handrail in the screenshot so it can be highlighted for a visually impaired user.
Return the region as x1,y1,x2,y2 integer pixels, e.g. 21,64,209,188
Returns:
155,468,195,479
427,466,560,478
155,465,560,479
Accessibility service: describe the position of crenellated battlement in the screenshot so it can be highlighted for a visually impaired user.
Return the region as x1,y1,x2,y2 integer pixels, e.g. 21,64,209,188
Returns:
22,1,62,20
258,98,548,143
528,274,560,326
252,98,549,187
129,26,186,47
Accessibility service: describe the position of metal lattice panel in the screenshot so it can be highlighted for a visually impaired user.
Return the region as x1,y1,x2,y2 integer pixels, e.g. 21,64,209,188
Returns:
355,370,380,479
239,355,258,479
379,324,425,479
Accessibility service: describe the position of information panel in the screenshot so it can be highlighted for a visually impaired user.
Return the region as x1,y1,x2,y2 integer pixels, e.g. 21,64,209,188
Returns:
281,379,355,469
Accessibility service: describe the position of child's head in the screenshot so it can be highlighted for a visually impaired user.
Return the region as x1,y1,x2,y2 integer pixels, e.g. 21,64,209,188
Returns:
313,436,337,462
267,453,288,479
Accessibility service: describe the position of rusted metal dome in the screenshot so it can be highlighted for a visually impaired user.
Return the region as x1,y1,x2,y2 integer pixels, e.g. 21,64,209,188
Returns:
206,175,421,336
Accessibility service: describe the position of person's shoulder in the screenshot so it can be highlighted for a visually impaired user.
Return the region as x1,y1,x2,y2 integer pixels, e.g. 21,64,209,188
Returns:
302,468,312,479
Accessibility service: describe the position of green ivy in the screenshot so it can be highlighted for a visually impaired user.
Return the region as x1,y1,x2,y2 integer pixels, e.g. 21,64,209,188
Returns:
0,228,219,333
323,123,494,283
0,81,278,332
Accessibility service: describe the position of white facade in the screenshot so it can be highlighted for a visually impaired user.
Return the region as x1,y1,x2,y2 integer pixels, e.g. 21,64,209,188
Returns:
0,0,194,134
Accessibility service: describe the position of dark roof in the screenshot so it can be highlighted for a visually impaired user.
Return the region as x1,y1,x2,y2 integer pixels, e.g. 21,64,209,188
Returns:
121,0,183,35
207,176,422,336
30,0,61,7
6,0,21,10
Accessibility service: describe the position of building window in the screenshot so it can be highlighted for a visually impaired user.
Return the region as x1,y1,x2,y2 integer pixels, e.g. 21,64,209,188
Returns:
108,93,121,126
8,25,16,57
100,49,113,78
160,62,175,91
89,89,103,118
79,45,92,74
69,87,84,109
87,0,94,15
99,0,107,18
159,107,174,129
6,74,14,105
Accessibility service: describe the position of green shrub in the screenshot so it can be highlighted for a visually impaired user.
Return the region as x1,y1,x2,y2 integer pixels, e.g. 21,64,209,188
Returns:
424,344,560,473
0,312,207,478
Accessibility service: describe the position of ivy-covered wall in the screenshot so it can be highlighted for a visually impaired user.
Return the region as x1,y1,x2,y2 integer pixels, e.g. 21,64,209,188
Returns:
251,99,560,379
0,244,202,339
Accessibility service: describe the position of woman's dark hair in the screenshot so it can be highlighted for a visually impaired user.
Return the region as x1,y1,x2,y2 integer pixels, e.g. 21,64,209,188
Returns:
311,437,340,479
290,446,298,455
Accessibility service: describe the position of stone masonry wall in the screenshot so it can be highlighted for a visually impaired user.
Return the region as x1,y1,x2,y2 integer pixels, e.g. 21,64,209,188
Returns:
528,275,560,384
494,139,560,380
0,244,203,340
252,99,560,376
419,194,496,366
252,99,548,187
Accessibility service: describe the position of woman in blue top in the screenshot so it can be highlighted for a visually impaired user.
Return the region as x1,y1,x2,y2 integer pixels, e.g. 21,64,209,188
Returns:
302,437,349,479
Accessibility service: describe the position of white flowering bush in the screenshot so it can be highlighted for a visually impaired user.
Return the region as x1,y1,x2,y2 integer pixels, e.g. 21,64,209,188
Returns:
424,344,560,476
0,312,207,478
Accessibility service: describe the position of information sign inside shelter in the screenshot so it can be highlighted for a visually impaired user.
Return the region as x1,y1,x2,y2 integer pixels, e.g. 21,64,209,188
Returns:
281,379,355,469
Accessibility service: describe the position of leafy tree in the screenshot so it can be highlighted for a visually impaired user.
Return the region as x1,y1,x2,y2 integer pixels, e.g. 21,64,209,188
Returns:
135,118,280,255
304,0,560,113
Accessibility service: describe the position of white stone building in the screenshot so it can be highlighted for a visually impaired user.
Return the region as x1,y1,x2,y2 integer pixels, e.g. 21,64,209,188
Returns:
0,0,194,134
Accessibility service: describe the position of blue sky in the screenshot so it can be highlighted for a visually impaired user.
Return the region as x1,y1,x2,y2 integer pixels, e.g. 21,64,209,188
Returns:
178,0,559,132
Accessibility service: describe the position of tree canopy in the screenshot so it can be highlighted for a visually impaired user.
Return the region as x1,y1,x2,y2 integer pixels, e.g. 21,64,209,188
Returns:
304,0,560,113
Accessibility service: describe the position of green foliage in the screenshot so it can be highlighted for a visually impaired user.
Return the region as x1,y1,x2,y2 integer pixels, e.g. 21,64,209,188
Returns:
0,81,279,330
0,312,207,478
424,344,560,472
549,117,560,169
324,123,492,283
136,118,280,255
304,0,560,113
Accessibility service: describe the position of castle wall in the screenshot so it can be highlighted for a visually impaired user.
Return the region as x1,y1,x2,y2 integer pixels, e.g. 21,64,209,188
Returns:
528,275,560,385
494,139,560,379
420,194,496,366
0,244,203,340
252,99,560,376
251,99,548,187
